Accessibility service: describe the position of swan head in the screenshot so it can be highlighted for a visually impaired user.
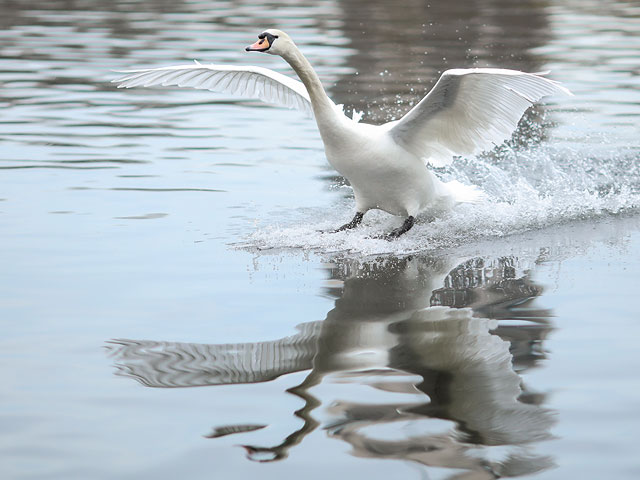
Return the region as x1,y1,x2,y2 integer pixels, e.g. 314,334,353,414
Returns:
245,29,292,56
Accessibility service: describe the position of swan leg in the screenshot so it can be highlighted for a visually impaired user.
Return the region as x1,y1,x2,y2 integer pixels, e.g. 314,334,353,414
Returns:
386,216,415,239
334,212,364,232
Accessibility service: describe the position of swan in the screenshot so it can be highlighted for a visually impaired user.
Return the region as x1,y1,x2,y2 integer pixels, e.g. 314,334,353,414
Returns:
114,29,571,238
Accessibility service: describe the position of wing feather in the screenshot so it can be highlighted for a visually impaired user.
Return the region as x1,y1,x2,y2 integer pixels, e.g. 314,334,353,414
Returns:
113,63,313,117
388,68,572,167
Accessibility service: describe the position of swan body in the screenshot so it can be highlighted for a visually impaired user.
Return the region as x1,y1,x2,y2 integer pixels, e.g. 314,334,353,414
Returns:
114,29,571,237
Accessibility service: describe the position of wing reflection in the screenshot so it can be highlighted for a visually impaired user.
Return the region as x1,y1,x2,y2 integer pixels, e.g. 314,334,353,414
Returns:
107,254,555,476
108,321,322,388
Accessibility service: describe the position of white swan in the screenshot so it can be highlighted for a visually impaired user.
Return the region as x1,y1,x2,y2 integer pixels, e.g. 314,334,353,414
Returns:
114,29,571,238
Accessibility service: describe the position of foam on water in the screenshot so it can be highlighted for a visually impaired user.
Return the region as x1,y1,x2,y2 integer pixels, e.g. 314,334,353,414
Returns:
240,127,640,256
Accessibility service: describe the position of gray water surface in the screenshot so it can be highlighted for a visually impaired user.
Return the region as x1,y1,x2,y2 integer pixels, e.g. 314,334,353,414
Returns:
1,0,640,479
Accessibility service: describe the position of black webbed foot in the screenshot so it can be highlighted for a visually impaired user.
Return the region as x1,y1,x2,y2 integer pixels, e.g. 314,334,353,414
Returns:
333,211,364,233
384,216,415,240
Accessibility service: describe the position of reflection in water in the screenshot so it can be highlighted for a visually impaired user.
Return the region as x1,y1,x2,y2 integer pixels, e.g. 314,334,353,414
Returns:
107,255,555,476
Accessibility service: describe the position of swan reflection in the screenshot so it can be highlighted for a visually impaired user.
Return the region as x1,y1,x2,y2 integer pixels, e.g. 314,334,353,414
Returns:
107,255,555,476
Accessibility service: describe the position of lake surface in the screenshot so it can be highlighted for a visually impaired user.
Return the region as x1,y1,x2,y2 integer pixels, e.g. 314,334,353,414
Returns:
1,0,639,479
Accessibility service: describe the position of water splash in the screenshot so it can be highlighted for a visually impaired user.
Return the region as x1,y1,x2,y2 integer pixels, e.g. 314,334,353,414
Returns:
239,135,640,256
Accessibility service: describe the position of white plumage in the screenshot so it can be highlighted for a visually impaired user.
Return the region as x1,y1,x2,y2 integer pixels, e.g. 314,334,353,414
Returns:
388,68,571,168
116,62,314,117
114,29,571,238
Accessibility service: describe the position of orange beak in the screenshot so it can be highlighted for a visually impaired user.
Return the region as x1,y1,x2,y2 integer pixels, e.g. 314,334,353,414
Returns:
245,37,270,52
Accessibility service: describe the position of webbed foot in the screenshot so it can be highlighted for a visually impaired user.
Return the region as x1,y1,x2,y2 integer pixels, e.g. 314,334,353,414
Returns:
384,216,415,240
332,211,364,233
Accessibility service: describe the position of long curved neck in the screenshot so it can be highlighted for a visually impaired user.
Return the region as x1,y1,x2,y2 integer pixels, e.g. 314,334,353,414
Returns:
281,46,338,125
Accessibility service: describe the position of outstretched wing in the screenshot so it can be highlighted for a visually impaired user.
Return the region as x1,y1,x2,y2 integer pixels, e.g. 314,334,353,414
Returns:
388,68,572,167
113,62,313,117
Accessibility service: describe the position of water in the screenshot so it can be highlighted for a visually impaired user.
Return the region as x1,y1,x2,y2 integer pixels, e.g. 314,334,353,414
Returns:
1,0,639,478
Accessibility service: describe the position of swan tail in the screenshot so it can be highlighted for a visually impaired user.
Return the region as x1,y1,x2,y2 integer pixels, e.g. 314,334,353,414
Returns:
445,180,486,204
